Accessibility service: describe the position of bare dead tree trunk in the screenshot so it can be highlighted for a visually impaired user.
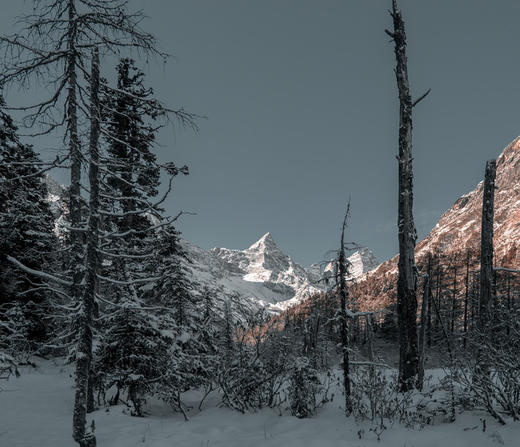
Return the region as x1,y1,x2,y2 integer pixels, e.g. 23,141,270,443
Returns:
72,48,100,447
417,255,431,390
479,160,496,332
450,265,458,334
463,250,470,348
65,0,86,337
365,314,376,407
338,203,353,416
506,275,511,336
386,0,429,391
427,254,433,347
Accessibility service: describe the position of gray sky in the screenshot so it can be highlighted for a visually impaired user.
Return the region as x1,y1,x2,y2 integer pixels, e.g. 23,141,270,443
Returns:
3,1,520,266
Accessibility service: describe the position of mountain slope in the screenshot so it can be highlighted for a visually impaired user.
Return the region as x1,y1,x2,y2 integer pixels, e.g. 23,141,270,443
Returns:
41,175,379,311
184,232,378,311
354,136,520,311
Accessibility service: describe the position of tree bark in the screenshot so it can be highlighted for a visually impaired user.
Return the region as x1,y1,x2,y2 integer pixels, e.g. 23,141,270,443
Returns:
387,0,420,392
450,265,457,334
479,160,496,332
417,256,431,390
66,0,84,310
72,47,100,447
338,204,353,416
463,250,470,348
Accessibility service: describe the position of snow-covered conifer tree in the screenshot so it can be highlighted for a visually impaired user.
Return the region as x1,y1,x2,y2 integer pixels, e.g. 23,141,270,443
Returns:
0,97,57,360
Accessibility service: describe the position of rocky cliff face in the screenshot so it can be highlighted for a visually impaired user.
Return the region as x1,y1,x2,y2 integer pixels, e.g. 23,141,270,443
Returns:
354,137,520,311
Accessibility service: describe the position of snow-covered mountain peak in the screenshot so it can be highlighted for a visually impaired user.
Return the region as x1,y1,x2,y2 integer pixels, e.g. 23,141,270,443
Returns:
40,178,379,312
211,232,298,286
200,234,379,311
247,232,278,252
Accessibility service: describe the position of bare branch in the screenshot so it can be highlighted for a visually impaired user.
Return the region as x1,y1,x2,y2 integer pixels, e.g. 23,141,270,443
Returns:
412,88,431,108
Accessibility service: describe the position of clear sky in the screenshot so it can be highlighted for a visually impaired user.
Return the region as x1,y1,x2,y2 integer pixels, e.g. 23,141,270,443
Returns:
2,1,520,266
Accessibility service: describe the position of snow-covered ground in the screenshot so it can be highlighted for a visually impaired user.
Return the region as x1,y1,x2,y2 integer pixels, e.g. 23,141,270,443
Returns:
2,360,520,447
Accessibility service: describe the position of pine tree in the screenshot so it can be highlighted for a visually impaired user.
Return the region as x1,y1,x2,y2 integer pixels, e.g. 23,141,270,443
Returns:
151,226,213,415
95,301,170,416
92,59,196,419
0,5,193,444
104,58,162,230
0,97,58,358
97,58,188,304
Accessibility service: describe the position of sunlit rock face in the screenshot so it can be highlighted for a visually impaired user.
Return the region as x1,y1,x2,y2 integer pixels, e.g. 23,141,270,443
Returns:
352,137,520,311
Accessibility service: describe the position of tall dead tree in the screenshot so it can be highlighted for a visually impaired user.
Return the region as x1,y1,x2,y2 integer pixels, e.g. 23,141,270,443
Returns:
385,0,430,391
463,250,471,348
337,202,353,416
479,160,497,332
72,48,100,447
450,264,458,334
417,255,432,390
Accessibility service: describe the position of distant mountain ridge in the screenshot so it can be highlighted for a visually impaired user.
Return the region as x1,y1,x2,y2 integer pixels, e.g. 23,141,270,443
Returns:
183,232,378,311
41,176,379,311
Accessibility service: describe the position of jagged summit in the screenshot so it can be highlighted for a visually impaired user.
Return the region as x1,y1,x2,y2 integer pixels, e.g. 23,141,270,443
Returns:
247,232,278,251
190,233,379,311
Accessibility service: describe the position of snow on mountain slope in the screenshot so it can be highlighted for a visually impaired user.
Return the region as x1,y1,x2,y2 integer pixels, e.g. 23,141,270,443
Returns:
40,175,378,311
183,233,378,312
347,248,380,278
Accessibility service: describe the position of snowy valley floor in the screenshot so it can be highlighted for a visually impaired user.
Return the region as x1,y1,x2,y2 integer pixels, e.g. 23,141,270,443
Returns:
1,360,520,447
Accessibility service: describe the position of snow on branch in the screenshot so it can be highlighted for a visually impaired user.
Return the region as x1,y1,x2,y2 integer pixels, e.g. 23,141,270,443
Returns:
7,256,72,287
95,273,161,286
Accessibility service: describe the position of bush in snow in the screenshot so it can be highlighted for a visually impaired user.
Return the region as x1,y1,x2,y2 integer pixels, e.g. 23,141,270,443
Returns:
94,304,170,416
287,356,322,418
452,316,520,424
0,351,18,380
215,304,293,413
349,365,440,429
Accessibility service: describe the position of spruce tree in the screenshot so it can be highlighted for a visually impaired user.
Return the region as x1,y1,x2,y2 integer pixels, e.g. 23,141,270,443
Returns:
93,59,195,417
0,97,57,357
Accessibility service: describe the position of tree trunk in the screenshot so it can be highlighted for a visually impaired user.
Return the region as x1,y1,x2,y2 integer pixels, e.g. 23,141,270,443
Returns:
386,0,422,392
479,160,496,332
66,0,84,312
72,48,100,447
427,254,433,347
463,250,470,348
450,265,457,334
87,371,95,414
506,275,511,336
338,204,352,416
417,256,431,390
